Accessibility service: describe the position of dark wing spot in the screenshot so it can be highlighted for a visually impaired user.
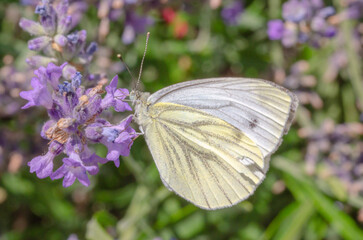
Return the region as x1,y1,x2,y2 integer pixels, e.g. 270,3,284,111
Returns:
249,119,258,129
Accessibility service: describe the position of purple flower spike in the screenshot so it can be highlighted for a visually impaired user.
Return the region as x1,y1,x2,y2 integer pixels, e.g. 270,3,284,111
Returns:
221,1,244,25
28,141,63,178
28,36,52,51
268,20,285,40
19,18,46,36
101,75,132,111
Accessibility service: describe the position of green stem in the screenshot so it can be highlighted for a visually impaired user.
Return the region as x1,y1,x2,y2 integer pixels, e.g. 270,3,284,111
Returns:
335,0,363,111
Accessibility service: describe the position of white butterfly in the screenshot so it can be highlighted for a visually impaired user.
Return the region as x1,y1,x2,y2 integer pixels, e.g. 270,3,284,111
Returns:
130,77,298,210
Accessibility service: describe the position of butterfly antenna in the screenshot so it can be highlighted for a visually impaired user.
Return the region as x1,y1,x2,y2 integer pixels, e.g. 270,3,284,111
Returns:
117,53,136,82
135,32,150,91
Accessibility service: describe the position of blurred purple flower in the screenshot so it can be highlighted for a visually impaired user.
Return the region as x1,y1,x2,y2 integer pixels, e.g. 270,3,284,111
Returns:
282,0,310,22
67,234,79,240
282,60,323,109
221,1,244,25
346,0,363,19
122,11,154,45
268,0,339,47
268,20,285,40
301,120,363,197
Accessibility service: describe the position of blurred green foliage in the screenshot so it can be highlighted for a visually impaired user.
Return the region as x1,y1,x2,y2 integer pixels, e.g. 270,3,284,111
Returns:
0,0,362,240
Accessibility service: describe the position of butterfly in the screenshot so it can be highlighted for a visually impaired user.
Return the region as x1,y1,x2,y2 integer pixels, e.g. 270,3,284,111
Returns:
127,34,298,210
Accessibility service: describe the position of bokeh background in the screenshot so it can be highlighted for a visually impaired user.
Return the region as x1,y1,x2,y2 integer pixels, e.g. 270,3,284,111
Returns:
0,0,363,239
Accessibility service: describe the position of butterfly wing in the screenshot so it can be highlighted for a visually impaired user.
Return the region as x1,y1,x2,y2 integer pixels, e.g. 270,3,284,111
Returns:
147,78,298,172
143,102,264,210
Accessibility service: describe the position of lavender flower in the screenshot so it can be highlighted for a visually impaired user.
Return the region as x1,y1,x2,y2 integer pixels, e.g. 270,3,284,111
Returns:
300,120,363,197
96,0,154,44
221,1,244,26
282,0,310,22
19,0,97,73
267,20,285,40
345,0,363,19
20,63,136,187
122,11,154,45
0,58,35,116
267,0,338,47
282,61,323,109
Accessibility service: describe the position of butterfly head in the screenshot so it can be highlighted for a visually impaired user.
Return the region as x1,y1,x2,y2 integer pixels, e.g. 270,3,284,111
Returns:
129,90,150,106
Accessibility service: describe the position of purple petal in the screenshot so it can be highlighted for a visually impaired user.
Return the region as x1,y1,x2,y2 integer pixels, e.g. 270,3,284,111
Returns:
19,76,53,109
72,167,90,186
106,75,118,93
46,62,67,89
28,141,63,178
114,97,132,112
50,165,67,180
63,172,76,187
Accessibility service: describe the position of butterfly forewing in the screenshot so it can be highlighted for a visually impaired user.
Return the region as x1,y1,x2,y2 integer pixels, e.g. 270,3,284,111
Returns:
142,102,264,210
147,78,298,171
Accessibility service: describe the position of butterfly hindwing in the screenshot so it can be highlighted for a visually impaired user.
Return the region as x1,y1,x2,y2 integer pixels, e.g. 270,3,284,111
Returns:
143,102,264,210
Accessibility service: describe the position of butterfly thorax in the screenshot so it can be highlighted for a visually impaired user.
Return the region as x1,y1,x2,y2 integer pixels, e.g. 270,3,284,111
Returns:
131,90,152,129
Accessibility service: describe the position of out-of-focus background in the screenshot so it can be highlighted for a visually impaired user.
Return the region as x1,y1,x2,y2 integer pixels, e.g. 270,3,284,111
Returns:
0,0,362,239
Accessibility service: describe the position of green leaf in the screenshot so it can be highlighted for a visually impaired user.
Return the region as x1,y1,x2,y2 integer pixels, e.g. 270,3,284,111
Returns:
273,157,363,240
274,200,314,240
262,200,315,240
